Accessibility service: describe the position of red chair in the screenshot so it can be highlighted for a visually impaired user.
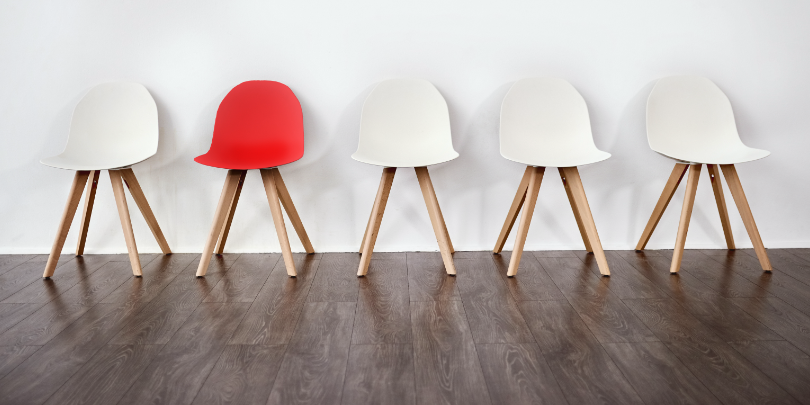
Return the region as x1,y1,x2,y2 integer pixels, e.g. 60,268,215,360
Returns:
195,80,314,277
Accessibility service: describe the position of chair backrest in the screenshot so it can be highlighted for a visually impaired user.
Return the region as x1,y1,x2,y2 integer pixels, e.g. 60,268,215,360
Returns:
354,79,457,167
61,82,158,167
647,76,745,158
208,80,304,167
500,78,598,160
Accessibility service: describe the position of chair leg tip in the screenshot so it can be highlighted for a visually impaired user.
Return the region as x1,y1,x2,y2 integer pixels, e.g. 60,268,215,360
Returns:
196,275,204,279
507,275,514,278
289,275,296,278
135,275,142,278
43,277,50,280
357,275,365,278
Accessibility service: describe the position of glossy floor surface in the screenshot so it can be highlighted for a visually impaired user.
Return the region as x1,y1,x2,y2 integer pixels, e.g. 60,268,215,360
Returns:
0,249,809,404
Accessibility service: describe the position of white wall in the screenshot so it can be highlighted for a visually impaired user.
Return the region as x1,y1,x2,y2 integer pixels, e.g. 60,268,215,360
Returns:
1,0,808,254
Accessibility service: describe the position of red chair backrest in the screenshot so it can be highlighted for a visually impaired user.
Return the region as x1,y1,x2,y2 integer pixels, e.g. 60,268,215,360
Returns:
202,80,304,169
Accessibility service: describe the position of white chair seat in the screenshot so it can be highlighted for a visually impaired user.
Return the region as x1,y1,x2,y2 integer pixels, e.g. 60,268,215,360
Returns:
351,148,458,167
40,152,149,171
654,144,770,165
502,145,610,168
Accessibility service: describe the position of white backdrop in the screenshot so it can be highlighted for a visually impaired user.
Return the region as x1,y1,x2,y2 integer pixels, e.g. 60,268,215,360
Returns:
1,0,808,254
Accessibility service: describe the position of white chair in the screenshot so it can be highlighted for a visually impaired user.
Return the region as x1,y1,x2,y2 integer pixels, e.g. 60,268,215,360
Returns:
636,75,772,273
354,78,458,276
41,82,171,278
493,78,611,276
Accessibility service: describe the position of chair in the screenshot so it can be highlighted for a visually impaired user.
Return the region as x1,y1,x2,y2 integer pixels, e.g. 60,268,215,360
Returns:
354,78,458,276
493,78,611,276
195,80,313,277
636,75,772,273
41,82,171,278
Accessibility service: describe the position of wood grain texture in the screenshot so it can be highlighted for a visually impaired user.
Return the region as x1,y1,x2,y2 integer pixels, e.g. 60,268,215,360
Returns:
215,169,246,255
407,252,461,302
636,163,689,250
706,164,735,249
730,296,810,354
261,168,297,276
759,249,810,287
267,301,356,405
671,164,701,273
2,254,115,304
204,253,281,302
119,168,172,254
729,341,810,405
44,170,90,277
75,170,100,256
109,170,142,276
602,342,722,405
307,253,360,302
117,303,250,405
507,166,544,277
193,344,286,405
0,303,42,335
198,169,244,277
559,167,593,252
476,343,568,405
358,167,396,276
493,251,566,301
676,250,770,298
414,166,455,266
559,167,609,275
0,345,40,380
518,299,644,404
353,259,412,344
720,164,772,271
342,344,416,405
454,258,534,344
1,257,74,302
100,253,198,305
493,166,531,253
0,254,35,276
271,168,315,254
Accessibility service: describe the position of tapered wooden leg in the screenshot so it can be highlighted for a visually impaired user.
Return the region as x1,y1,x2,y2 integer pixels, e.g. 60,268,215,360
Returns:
415,167,456,275
507,166,544,277
43,171,90,278
432,186,454,254
119,168,171,255
75,170,100,256
706,164,735,250
110,170,142,276
636,163,689,250
197,170,244,277
720,164,772,271
261,169,296,277
562,167,610,276
493,166,532,254
215,170,246,255
559,167,593,253
271,168,314,254
671,164,701,274
359,206,374,254
358,167,396,276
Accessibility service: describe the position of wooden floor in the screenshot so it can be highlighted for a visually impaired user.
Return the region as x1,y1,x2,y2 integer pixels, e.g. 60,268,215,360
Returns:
0,249,810,404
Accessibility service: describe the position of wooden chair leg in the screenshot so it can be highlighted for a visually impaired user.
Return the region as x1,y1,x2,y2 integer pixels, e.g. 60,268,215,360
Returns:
270,168,314,254
261,169,296,277
507,166,544,277
358,167,396,276
215,170,246,255
197,170,244,277
559,167,592,253
43,171,90,278
76,170,100,256
671,164,701,273
720,164,772,271
359,206,374,254
562,167,610,276
119,168,172,254
493,166,532,254
110,170,142,276
415,167,456,275
707,164,735,249
636,163,689,250
431,185,454,254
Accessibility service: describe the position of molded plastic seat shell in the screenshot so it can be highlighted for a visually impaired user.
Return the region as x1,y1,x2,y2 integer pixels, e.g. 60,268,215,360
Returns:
195,80,304,170
499,78,610,168
40,82,158,170
647,76,770,164
352,79,458,167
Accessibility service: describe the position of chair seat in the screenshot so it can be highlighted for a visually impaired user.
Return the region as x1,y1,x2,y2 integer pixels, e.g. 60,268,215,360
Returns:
501,145,610,168
654,144,770,165
41,151,151,170
194,149,301,170
351,149,458,168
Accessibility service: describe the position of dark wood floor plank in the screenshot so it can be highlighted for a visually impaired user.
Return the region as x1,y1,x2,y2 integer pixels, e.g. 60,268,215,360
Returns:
0,257,74,302
306,253,360,302
729,341,810,405
110,271,225,345
101,253,198,305
622,298,725,343
229,254,320,345
584,251,669,299
0,303,42,335
757,249,810,286
674,250,772,298
342,344,416,405
730,297,810,355
352,259,412,344
0,302,143,405
3,255,117,304
701,250,810,316
492,251,566,301
204,253,281,302
602,342,722,405
267,301,356,405
476,343,568,405
44,344,164,405
196,253,241,274
108,253,160,263
192,344,286,405
533,250,578,258
518,300,644,404
0,345,40,379
410,300,491,405
454,258,534,344
0,254,36,276
407,252,460,302
538,257,659,344
118,302,251,405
